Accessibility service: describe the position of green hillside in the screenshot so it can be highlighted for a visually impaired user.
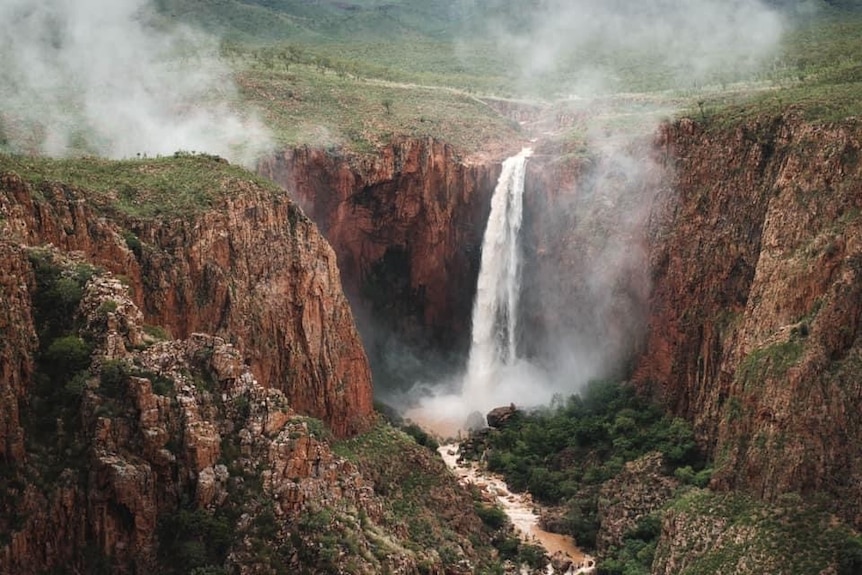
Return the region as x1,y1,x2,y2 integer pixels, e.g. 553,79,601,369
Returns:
154,0,469,42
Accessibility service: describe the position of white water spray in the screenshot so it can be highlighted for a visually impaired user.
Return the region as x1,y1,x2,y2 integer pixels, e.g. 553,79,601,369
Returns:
406,147,549,436
463,147,532,406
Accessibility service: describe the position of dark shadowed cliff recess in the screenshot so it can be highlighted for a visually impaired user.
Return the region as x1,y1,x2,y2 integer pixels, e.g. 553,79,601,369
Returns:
258,137,505,391
635,114,862,528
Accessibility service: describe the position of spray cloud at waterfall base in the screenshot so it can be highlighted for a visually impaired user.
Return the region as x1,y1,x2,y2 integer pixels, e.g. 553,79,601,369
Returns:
404,136,661,437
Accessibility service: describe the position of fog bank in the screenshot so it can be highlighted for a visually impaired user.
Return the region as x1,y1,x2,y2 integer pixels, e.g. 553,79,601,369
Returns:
0,0,270,164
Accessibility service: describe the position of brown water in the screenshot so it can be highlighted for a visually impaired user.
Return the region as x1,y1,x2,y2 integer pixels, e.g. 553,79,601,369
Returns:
438,443,596,574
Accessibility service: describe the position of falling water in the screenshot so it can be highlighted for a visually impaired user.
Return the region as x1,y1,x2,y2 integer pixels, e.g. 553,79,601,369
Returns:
463,147,532,405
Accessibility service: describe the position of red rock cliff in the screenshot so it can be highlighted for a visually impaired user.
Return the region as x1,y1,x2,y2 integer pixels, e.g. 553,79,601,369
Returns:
636,115,862,527
0,166,373,437
257,138,502,370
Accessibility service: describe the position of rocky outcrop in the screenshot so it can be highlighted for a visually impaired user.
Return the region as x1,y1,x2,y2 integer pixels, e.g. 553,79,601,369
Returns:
0,166,373,437
635,115,862,527
651,489,851,575
0,246,502,574
595,452,679,554
486,404,519,428
258,138,504,386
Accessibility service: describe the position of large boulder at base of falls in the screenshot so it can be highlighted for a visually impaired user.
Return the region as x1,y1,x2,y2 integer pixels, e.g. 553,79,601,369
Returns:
486,404,519,428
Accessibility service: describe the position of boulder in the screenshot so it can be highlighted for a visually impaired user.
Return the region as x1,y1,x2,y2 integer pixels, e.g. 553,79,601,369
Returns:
486,404,518,429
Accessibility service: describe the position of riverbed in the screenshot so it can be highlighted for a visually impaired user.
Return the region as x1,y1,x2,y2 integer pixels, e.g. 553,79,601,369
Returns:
438,443,596,574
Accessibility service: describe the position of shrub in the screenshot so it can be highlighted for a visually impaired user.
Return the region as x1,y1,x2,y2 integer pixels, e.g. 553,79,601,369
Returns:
122,230,143,258
475,503,507,530
837,533,862,575
97,300,118,315
402,422,440,451
518,543,547,569
143,324,170,341
158,508,234,573
43,336,92,379
100,360,129,399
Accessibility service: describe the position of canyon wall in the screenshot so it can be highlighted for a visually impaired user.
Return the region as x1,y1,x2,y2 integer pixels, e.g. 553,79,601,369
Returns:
258,138,502,389
0,168,373,438
635,115,862,528
258,119,862,533
0,160,502,574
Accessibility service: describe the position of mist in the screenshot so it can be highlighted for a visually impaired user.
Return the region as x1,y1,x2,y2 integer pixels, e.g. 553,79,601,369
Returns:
0,0,270,164
405,0,786,435
478,0,786,96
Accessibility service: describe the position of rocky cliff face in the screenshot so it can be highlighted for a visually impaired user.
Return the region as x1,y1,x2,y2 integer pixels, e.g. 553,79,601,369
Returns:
635,115,862,528
258,138,503,389
0,241,36,464
595,452,679,555
0,158,505,574
1,166,373,437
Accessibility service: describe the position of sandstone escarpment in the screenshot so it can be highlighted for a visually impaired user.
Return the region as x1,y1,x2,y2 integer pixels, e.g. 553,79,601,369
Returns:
0,163,373,437
636,115,862,527
1,257,378,573
0,189,503,573
258,138,503,386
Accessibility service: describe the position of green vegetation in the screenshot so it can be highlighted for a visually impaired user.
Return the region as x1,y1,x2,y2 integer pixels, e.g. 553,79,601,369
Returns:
692,11,862,126
599,514,662,575
158,508,236,574
657,490,862,575
401,422,440,451
234,61,518,152
736,338,804,390
99,360,130,400
204,4,862,156
0,152,285,218
476,380,704,550
143,324,171,341
122,230,143,258
333,421,504,572
28,249,95,343
24,250,97,480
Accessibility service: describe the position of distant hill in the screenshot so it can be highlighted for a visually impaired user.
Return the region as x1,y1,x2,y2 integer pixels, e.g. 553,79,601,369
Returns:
153,0,472,42
155,0,862,45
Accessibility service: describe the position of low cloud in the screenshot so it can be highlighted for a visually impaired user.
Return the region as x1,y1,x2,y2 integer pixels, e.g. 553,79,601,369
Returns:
471,0,785,95
0,0,270,165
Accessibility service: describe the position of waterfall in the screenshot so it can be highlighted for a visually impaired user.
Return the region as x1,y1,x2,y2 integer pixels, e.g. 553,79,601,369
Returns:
463,147,532,404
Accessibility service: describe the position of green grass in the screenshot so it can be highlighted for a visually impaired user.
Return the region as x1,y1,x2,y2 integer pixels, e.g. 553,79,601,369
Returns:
219,7,862,152
736,339,805,391
6,3,862,157
0,152,285,218
235,59,521,152
156,0,468,43
689,12,862,126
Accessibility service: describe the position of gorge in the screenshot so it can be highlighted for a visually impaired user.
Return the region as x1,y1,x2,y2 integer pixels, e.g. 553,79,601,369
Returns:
261,108,862,572
0,104,862,573
2,3,862,571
